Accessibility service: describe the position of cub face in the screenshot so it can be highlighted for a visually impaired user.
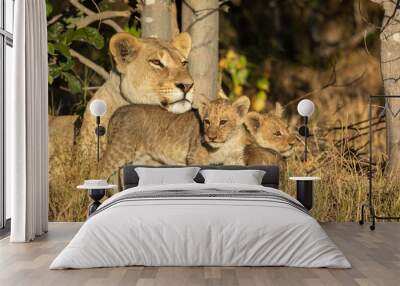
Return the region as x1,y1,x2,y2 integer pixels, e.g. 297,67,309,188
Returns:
199,96,250,149
244,112,296,157
109,32,194,114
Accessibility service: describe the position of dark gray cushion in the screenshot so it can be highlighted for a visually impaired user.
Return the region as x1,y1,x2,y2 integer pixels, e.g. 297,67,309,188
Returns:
123,165,279,190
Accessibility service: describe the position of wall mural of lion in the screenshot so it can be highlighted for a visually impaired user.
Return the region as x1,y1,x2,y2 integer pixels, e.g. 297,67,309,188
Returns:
49,32,297,220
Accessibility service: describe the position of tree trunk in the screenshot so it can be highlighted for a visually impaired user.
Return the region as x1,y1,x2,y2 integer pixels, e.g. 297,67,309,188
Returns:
182,0,219,100
371,0,400,174
170,1,180,38
141,0,173,40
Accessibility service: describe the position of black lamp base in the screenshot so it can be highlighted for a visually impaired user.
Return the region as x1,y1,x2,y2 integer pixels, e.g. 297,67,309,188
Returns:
95,126,106,136
88,189,106,216
296,180,313,210
298,125,309,137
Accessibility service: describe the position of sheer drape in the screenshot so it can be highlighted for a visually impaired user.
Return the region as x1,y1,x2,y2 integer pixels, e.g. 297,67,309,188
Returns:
8,0,48,242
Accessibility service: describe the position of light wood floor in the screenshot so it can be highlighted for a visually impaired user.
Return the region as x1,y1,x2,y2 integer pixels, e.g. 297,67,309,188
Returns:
0,222,399,286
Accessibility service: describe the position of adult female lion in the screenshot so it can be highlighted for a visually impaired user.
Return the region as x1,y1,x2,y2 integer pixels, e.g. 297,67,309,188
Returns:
50,32,195,193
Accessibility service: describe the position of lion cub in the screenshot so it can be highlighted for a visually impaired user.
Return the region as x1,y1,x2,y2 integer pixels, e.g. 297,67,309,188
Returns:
97,96,250,178
244,112,296,165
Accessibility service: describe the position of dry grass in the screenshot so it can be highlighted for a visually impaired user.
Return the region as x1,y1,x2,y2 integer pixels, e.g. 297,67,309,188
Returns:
280,95,400,222
49,127,400,223
281,144,400,222
49,96,400,223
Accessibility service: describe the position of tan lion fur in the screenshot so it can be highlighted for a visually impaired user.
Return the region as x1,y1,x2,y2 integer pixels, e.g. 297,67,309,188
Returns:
195,96,251,165
97,96,251,179
97,96,296,180
244,112,297,165
73,32,194,180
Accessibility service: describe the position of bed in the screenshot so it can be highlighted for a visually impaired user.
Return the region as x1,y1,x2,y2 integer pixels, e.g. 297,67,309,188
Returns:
50,165,351,269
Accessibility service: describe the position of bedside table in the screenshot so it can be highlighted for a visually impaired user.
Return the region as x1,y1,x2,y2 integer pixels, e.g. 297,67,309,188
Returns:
77,183,116,216
289,177,320,210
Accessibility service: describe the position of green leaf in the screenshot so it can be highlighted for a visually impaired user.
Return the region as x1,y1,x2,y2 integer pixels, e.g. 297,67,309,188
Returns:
70,27,104,49
48,42,56,55
61,29,75,45
236,69,249,84
62,72,82,94
124,26,141,38
54,43,71,58
98,1,112,11
49,65,62,83
256,91,267,100
59,58,75,71
46,0,53,17
238,55,247,68
48,22,64,41
256,78,270,91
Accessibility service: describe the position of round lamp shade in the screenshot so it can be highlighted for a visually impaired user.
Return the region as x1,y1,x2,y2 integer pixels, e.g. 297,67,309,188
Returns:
90,99,107,117
297,99,315,117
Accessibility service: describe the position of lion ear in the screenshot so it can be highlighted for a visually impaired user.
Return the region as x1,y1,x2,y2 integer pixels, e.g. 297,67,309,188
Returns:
172,32,192,58
193,94,211,117
218,88,229,99
232,96,250,118
244,112,262,136
110,33,141,73
275,102,284,118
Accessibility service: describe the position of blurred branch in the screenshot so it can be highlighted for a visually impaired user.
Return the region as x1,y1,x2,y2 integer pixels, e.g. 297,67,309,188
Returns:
69,0,124,32
284,60,367,108
70,49,109,80
83,86,101,91
182,0,230,15
380,0,400,32
369,0,400,36
183,0,229,32
320,26,375,57
73,10,131,29
336,126,386,146
70,0,93,15
357,0,381,30
327,117,384,132
48,14,62,26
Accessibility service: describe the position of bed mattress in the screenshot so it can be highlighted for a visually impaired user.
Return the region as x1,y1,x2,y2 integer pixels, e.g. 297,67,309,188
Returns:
50,183,350,269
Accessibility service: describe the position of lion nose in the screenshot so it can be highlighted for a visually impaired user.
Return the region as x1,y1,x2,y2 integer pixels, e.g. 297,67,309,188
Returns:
207,134,217,141
176,83,193,94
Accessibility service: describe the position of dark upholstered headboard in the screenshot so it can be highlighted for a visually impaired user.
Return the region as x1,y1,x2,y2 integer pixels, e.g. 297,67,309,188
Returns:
122,165,280,190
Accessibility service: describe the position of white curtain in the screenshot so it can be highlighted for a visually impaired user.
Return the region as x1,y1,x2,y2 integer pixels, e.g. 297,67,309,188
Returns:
8,0,49,242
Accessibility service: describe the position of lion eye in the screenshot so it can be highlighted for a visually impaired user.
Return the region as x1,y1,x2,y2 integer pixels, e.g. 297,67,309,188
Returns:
149,59,164,68
182,60,188,67
219,119,228,126
273,131,282,137
204,119,210,126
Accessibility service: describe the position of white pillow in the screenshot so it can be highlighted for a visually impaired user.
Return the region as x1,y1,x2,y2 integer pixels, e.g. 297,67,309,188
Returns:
200,169,266,185
135,167,200,186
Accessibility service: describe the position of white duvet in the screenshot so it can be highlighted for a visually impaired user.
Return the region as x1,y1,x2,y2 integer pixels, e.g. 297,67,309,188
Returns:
50,183,351,269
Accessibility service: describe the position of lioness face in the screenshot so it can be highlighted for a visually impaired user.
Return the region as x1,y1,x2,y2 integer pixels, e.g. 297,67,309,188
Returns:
244,112,297,157
110,33,194,114
199,96,250,149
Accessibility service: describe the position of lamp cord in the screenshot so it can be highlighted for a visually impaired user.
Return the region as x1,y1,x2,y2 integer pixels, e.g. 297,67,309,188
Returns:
96,116,100,163
304,116,308,162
